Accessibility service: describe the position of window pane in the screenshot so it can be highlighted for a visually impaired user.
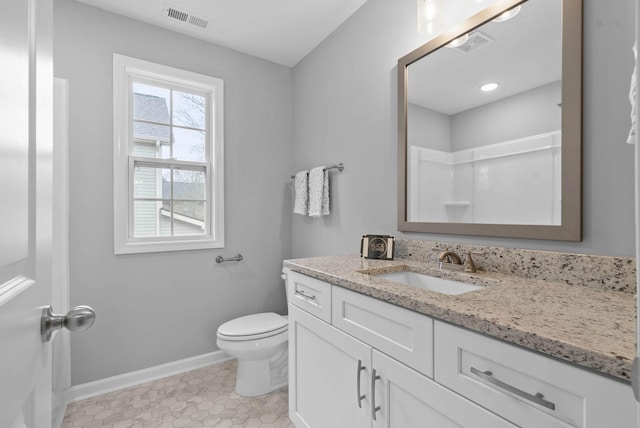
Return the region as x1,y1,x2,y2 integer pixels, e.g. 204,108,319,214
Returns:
133,200,170,237
173,128,205,162
173,167,206,200
132,83,170,124
172,201,206,236
132,139,159,158
132,122,170,148
133,165,169,198
173,91,206,130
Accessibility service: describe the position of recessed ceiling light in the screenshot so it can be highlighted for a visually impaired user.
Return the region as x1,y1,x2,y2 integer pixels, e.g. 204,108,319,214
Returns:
492,5,521,23
480,82,499,92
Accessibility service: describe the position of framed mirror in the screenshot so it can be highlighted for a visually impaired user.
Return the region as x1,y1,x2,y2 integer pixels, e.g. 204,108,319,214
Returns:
398,0,582,241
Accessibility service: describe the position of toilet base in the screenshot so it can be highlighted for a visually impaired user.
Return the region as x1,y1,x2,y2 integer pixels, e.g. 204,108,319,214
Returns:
235,342,288,397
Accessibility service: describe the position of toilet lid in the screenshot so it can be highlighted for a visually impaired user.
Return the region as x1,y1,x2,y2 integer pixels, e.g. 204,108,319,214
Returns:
217,312,287,340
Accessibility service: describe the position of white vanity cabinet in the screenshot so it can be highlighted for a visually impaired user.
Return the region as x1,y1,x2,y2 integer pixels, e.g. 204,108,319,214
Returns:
287,270,516,428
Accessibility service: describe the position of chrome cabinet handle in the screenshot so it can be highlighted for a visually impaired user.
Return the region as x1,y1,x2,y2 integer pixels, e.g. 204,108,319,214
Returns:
357,360,366,408
371,368,381,420
295,289,316,300
470,367,556,411
41,305,96,342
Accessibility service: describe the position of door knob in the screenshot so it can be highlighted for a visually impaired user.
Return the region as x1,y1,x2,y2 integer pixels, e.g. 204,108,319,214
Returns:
41,305,96,342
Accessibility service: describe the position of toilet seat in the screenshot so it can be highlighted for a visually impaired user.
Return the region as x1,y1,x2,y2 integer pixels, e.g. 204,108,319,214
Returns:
217,312,287,341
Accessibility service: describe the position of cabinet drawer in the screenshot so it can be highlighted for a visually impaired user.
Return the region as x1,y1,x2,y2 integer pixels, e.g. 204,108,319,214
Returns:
434,321,636,428
332,286,433,378
286,270,332,323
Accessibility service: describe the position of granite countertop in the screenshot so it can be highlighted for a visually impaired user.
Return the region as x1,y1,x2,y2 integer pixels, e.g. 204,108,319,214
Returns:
283,254,636,382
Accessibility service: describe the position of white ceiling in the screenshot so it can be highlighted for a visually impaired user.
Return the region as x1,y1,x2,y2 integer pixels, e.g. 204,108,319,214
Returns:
73,0,369,67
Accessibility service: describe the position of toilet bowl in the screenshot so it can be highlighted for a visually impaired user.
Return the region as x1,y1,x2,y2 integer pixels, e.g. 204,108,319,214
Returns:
216,312,288,397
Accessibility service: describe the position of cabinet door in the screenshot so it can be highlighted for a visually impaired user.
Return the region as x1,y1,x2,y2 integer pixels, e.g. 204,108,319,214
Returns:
371,350,517,428
289,304,371,428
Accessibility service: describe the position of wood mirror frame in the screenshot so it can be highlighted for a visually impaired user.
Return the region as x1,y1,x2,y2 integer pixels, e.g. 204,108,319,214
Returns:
397,0,582,241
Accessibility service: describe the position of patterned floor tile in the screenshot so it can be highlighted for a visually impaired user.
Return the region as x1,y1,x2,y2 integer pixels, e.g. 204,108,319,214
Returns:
62,360,294,427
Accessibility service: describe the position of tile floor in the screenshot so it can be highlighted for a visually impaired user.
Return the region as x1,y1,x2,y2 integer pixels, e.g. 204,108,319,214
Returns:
62,360,294,428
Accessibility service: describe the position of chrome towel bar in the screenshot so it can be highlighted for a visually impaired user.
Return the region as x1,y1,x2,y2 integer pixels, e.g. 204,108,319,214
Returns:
215,254,243,263
290,162,344,179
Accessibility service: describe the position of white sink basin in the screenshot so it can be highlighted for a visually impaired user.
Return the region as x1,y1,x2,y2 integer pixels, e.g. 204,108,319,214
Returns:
376,271,483,295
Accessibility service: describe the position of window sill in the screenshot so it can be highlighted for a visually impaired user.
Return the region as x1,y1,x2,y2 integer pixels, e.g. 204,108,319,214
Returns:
114,237,224,255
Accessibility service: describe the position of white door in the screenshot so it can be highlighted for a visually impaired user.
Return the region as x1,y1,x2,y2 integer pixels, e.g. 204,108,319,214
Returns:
51,77,71,428
288,305,371,428
0,0,54,426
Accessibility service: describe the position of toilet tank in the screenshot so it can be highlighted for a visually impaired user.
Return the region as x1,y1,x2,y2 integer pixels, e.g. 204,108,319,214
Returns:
282,268,291,302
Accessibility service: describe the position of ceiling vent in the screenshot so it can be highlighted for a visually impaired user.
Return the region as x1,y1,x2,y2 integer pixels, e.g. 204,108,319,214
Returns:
164,4,210,30
450,31,494,55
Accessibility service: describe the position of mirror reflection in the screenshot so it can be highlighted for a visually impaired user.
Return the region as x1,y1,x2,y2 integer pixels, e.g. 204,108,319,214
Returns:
406,0,562,225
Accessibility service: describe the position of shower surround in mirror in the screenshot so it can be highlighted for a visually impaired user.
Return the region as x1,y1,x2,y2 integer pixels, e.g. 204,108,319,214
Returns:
408,73,561,223
409,130,561,224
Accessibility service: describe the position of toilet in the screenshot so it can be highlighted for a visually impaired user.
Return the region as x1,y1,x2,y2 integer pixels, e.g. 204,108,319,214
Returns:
216,312,288,397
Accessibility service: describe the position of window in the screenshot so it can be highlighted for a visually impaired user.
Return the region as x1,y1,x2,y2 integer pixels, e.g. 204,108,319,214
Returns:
113,55,224,254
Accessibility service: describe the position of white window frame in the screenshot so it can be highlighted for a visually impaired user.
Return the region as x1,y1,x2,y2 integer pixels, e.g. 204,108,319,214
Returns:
113,54,224,254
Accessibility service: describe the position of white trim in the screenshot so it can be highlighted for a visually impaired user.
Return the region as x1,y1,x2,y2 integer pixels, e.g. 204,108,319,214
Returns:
113,54,225,255
65,351,232,403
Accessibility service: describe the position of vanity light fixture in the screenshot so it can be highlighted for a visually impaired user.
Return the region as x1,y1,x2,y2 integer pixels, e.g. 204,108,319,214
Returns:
417,0,444,35
492,5,522,22
446,33,469,48
480,82,499,92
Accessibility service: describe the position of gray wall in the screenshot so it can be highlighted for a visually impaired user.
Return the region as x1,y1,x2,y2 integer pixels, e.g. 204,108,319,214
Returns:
292,0,636,257
54,0,293,385
451,81,562,151
408,103,451,151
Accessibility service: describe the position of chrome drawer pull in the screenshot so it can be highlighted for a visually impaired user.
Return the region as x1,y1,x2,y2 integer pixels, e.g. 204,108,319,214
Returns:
470,367,556,411
371,369,381,420
295,289,316,300
357,360,366,408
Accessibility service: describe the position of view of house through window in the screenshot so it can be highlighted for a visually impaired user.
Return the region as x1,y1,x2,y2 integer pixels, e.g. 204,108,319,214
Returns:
131,82,209,238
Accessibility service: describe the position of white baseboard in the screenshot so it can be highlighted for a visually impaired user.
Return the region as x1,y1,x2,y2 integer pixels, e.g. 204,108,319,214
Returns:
64,351,232,404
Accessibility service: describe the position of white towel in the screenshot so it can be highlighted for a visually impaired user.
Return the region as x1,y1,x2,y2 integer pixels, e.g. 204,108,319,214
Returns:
628,43,637,144
293,170,309,215
308,166,330,216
